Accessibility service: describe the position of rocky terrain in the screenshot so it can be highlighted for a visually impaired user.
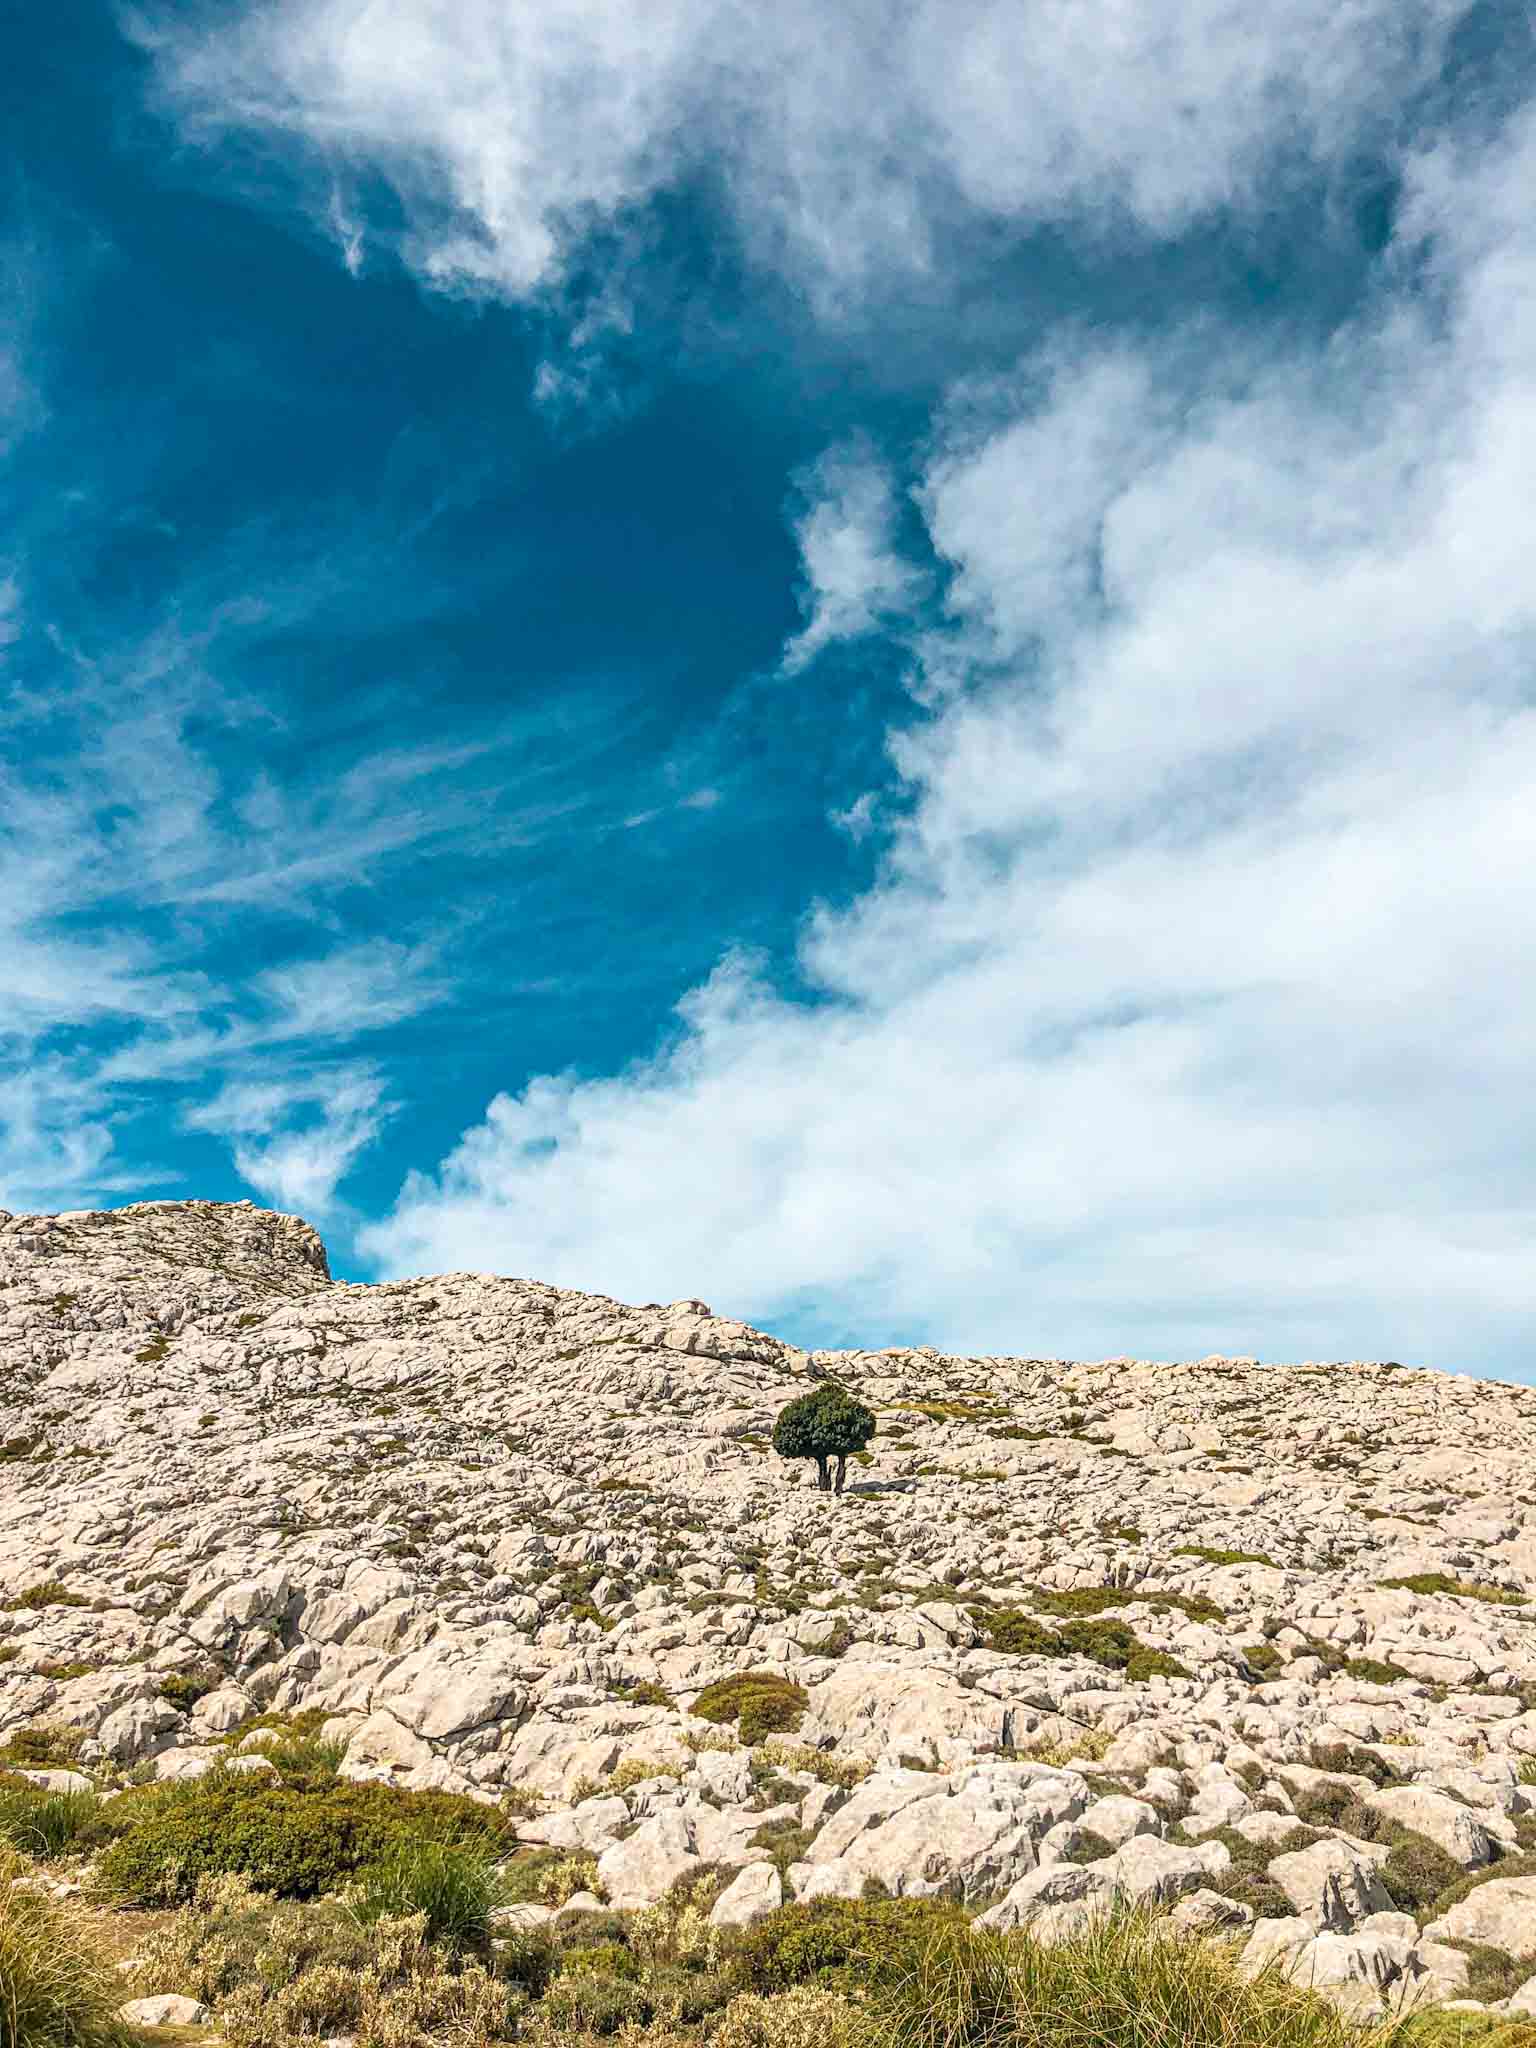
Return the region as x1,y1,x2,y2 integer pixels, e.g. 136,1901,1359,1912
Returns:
4,1198,1536,2023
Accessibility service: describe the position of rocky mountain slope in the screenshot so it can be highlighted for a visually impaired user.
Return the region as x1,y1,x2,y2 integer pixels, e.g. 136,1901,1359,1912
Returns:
4,1199,1536,2016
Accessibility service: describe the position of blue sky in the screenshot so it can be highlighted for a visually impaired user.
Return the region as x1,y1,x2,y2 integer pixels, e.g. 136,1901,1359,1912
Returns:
4,1,1536,1378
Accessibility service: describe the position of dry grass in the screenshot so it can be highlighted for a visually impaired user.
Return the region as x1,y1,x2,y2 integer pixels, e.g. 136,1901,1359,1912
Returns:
867,1908,1414,2048
0,1851,132,2048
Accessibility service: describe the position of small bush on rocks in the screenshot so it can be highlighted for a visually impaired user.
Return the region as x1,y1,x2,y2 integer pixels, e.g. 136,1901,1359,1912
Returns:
693,1674,809,1745
1425,1851,1536,1922
0,1728,84,1770
731,1897,965,1993
1343,1656,1413,1685
1172,1545,1280,1569
94,1773,519,1904
714,1986,863,2048
1377,1573,1526,1606
753,1742,870,1790
1306,1743,1403,1788
978,1609,1189,1680
501,1851,605,1907
128,1869,535,2045
156,1670,220,1711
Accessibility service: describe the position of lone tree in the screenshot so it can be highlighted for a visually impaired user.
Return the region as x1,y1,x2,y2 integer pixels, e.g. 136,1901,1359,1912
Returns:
771,1383,876,1495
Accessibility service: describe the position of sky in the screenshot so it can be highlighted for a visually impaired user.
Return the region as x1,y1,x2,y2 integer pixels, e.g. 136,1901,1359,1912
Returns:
3,1,1536,1380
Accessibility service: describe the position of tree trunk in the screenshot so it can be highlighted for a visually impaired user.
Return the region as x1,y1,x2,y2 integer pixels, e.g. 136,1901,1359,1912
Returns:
815,1455,830,1492
834,1454,848,1495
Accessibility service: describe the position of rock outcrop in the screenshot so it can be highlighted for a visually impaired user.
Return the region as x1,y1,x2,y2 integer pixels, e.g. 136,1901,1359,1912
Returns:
4,1198,1536,2018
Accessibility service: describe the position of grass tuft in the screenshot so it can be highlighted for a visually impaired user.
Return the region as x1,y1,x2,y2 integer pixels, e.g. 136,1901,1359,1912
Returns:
869,1907,1411,2048
0,1849,132,2048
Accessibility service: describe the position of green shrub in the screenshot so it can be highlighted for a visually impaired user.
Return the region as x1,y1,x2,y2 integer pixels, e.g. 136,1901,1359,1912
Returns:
93,1773,519,1904
540,1965,650,2034
345,1837,507,1952
0,1851,131,2048
1027,1586,1224,1626
693,1673,809,1745
979,1610,1188,1680
1285,1785,1461,1913
1172,1545,1280,1569
715,1986,863,2048
982,1611,1062,1658
1305,1743,1402,1788
1424,1852,1536,1923
1242,1643,1285,1677
754,1741,871,1790
156,1671,220,1712
0,1729,86,1772
0,1586,91,1615
1439,1941,1526,2004
1055,1620,1190,1681
1342,1656,1412,1685
1378,1830,1464,1913
238,1726,347,1781
1377,1573,1526,1606
613,1679,674,1709
125,1870,519,2048
0,1778,103,1860
732,1896,965,1992
1197,1825,1314,1922
499,1850,604,1906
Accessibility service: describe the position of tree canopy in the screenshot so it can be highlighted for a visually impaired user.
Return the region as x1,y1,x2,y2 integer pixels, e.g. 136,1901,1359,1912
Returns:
771,1384,876,1493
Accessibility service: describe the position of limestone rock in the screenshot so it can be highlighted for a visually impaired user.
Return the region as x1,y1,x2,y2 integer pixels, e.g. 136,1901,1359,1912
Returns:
1425,1877,1536,1959
119,1997,211,2026
1266,1839,1395,1930
710,1862,784,1928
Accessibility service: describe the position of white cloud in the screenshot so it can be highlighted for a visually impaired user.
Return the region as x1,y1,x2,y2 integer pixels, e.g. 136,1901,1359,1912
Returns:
256,939,448,1039
781,438,925,672
143,0,1476,319
187,1068,392,1214
366,107,1536,1379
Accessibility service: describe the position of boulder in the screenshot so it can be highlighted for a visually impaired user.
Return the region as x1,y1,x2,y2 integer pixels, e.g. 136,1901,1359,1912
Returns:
710,1862,783,1928
595,1810,704,1910
1078,1794,1161,1848
1102,1835,1229,1904
1424,1877,1536,1959
119,1996,211,2026
1266,1839,1394,1930
976,1861,1114,1934
1362,1785,1493,1867
1170,1889,1255,1934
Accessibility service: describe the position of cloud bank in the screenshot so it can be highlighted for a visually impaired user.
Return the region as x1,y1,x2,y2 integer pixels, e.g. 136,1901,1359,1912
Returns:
143,0,1476,313
365,111,1536,1373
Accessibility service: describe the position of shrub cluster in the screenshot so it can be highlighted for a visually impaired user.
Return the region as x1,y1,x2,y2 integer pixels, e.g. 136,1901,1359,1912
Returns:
978,1610,1190,1681
732,1897,965,1992
126,1871,520,2048
94,1772,520,1904
692,1673,809,1745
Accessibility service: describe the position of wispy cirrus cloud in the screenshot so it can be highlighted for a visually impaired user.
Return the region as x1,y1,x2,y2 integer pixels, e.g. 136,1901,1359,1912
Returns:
185,1068,393,1213
0,518,532,1218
